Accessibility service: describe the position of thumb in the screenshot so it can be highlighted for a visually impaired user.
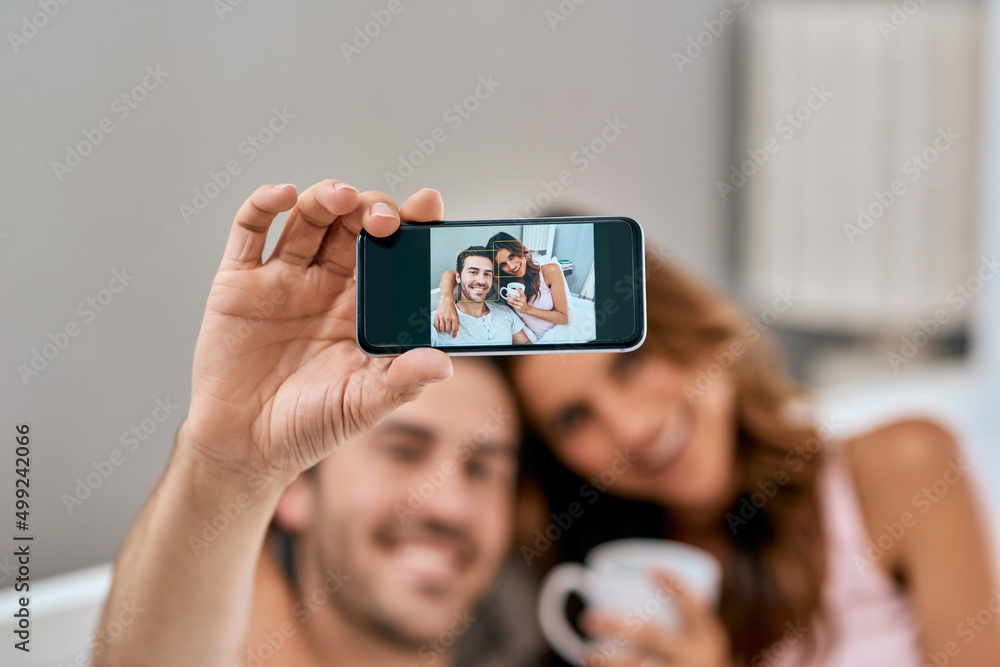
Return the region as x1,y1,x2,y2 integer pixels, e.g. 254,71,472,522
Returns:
383,347,453,405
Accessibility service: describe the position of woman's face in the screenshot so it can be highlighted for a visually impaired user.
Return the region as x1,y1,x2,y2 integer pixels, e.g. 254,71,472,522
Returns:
495,248,525,277
512,351,739,513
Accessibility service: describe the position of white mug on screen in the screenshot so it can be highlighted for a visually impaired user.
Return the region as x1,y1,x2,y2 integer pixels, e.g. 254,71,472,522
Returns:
500,282,526,300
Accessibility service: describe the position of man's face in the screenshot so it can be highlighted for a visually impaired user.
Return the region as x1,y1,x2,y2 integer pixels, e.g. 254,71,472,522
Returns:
458,255,494,303
291,360,519,647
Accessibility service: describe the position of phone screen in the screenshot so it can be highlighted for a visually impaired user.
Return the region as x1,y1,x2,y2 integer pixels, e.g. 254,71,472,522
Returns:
357,216,645,355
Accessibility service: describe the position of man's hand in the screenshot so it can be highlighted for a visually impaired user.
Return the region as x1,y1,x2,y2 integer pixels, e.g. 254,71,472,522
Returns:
434,270,460,337
92,180,451,667
182,180,452,480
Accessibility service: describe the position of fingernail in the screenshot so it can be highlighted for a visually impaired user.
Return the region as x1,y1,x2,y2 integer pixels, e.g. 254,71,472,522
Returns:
418,188,441,196
418,366,454,385
334,182,358,192
370,202,395,218
272,183,295,190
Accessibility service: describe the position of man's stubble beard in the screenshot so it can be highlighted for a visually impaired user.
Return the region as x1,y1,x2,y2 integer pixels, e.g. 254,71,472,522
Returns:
307,517,485,653
307,533,435,651
458,281,490,304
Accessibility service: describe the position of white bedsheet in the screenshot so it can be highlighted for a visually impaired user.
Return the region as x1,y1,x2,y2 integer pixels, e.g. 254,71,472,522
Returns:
524,295,596,344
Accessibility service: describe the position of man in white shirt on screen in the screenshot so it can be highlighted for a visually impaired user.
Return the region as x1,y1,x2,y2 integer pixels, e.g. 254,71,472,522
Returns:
432,246,533,347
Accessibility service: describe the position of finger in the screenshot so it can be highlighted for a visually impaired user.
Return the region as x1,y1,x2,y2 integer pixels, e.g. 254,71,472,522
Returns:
582,652,649,667
269,180,361,267
399,188,444,222
651,570,710,633
637,656,671,667
222,184,298,269
315,192,400,277
583,613,681,659
579,624,669,667
433,312,447,336
384,347,454,405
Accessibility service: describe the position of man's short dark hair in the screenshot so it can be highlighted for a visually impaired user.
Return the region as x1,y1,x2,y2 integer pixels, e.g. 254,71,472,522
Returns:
454,246,496,302
456,246,495,274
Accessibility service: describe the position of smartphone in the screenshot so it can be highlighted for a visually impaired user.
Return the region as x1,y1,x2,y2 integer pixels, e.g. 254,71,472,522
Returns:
356,216,645,356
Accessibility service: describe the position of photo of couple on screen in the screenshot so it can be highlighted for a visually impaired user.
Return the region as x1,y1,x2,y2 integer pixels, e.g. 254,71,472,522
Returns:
430,224,598,347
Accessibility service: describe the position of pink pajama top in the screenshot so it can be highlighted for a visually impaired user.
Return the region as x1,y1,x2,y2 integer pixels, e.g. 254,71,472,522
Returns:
515,264,558,338
770,444,923,666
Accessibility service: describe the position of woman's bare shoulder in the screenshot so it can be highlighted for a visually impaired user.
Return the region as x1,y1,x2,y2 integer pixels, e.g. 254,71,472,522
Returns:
540,261,562,279
842,418,969,569
840,420,999,660
844,418,962,492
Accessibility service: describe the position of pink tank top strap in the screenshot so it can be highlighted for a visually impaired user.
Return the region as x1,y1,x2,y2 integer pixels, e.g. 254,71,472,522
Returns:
768,440,923,666
516,265,557,338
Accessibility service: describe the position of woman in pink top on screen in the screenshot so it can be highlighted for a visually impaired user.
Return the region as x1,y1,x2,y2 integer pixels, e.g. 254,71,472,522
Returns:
435,232,569,341
499,249,999,667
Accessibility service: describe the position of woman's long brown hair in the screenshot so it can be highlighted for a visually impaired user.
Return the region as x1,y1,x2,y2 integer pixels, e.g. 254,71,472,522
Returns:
503,250,828,666
487,232,542,303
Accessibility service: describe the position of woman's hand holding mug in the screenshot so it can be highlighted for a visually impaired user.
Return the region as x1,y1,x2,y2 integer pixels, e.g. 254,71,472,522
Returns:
580,571,733,667
501,282,527,311
537,539,728,667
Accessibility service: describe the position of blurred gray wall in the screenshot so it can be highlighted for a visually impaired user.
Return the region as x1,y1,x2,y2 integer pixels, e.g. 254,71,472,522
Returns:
0,0,736,579
551,226,594,295
982,0,1000,373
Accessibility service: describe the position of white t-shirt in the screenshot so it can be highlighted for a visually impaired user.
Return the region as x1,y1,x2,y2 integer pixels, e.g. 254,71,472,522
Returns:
431,302,526,346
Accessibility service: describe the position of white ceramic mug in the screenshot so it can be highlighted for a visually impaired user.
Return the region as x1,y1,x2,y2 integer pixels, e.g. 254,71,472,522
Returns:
537,539,722,665
500,282,526,300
